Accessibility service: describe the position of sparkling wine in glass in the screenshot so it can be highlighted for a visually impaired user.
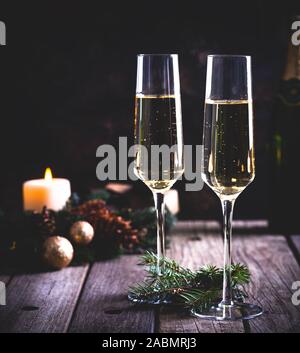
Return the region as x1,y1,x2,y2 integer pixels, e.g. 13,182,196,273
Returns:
129,54,184,304
192,55,263,320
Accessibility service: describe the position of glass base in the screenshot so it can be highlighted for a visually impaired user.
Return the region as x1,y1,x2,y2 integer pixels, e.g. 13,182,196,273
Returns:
191,302,263,321
128,291,172,305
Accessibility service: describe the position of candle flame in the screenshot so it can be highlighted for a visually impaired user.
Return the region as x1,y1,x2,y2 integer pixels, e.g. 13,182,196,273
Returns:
44,167,53,181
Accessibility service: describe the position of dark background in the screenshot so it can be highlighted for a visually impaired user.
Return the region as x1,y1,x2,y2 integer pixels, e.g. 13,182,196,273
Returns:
0,1,299,219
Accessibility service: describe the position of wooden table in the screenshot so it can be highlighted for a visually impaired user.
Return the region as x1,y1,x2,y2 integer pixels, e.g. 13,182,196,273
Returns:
1,220,300,333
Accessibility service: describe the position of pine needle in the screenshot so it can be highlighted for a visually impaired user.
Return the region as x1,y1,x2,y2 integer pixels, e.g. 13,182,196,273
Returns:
129,251,251,310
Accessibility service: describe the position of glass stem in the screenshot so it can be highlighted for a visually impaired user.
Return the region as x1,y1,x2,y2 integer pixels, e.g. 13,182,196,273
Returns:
153,192,165,276
220,198,235,306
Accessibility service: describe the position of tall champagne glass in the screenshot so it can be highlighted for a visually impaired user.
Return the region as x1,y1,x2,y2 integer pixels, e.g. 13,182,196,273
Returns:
193,55,263,320
129,54,184,304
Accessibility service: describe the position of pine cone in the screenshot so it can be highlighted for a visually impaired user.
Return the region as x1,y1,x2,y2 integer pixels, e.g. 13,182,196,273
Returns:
73,200,139,251
35,207,56,238
73,199,107,228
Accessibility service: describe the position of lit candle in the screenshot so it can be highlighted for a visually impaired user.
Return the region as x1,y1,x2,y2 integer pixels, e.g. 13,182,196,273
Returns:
23,168,71,212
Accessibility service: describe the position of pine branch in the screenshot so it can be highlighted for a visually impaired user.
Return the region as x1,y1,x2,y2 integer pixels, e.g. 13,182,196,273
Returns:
129,252,251,309
139,251,188,274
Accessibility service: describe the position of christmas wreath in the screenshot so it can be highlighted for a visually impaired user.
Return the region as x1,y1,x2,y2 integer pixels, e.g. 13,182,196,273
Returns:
0,189,176,270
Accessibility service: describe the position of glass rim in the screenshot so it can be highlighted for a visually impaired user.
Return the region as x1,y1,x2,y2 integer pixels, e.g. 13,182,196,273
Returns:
137,53,178,57
207,54,251,59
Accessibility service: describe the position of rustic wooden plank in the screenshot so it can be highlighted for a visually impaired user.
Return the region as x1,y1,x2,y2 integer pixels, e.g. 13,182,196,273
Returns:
171,220,220,233
68,255,155,333
159,221,244,333
232,220,269,236
233,235,300,333
161,221,300,333
172,220,268,233
0,265,89,333
233,220,268,229
1,220,297,333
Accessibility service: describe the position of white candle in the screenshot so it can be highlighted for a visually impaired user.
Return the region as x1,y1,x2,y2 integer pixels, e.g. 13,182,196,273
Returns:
23,168,71,212
165,189,180,215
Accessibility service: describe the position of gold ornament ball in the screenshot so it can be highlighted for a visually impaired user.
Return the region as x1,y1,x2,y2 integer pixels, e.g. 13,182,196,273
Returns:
42,236,74,270
70,221,94,245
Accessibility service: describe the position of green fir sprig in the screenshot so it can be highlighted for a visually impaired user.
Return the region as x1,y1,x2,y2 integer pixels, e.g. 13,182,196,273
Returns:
129,251,250,310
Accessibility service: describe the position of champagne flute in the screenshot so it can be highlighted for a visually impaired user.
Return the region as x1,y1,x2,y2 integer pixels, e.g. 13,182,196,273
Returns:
128,54,184,304
193,55,263,320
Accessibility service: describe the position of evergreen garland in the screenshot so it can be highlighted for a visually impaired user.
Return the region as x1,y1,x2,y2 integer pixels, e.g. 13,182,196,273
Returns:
0,190,176,269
